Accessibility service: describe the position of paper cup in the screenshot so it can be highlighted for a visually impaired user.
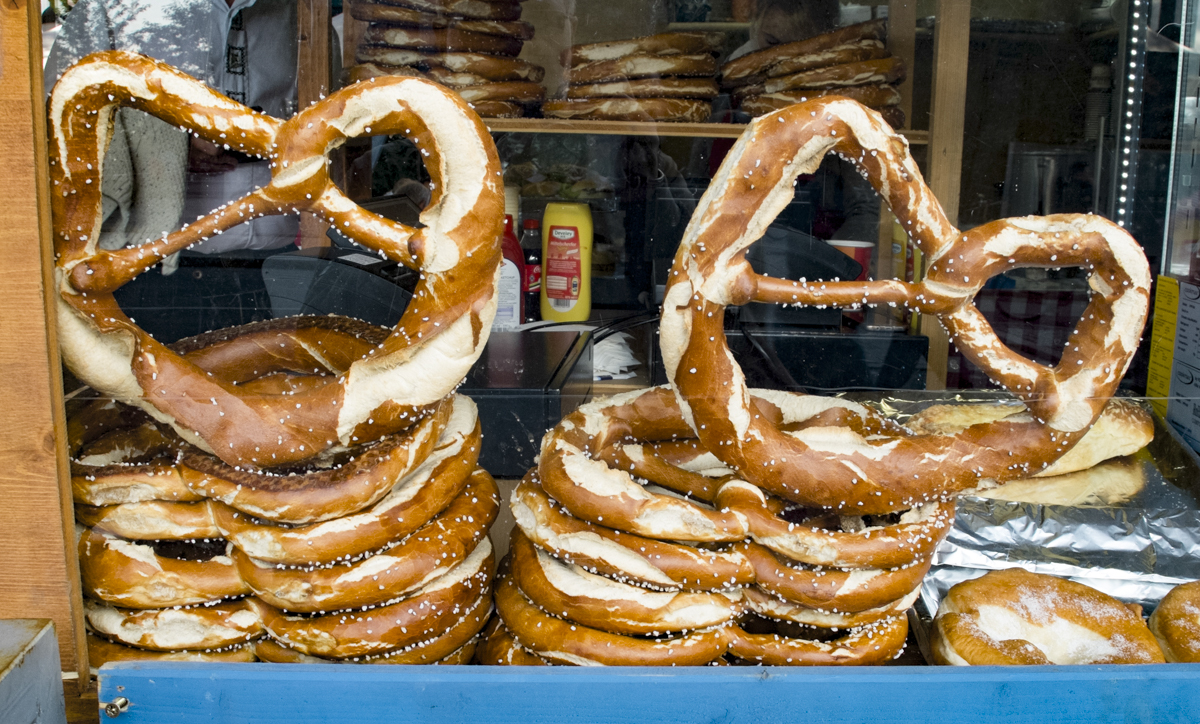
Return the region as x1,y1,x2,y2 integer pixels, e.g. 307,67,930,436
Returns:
829,240,873,281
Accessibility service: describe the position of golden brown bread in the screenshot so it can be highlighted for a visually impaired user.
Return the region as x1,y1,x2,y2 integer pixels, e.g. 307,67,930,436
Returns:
737,84,901,112
511,474,756,592
543,98,711,123
495,563,731,666
722,39,889,89
51,53,503,469
212,398,481,566
361,23,524,56
366,0,523,21
87,633,255,670
931,569,1165,665
75,500,219,540
508,529,740,635
355,46,545,81
454,81,545,103
467,100,525,118
250,540,494,658
350,2,534,39
566,77,719,100
660,99,1150,514
475,617,551,665
563,32,724,66
567,54,717,85
720,19,887,86
1149,580,1200,663
178,400,452,525
727,615,908,665
235,470,499,612
971,458,1146,506
348,62,428,84
85,598,263,651
252,596,491,664
733,56,906,100
78,527,250,609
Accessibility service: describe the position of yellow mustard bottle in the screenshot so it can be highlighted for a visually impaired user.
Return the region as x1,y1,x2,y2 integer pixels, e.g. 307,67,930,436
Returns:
540,202,593,322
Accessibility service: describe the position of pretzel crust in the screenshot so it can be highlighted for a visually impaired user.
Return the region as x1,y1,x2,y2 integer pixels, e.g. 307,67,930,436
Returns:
931,569,1164,665
495,565,731,666
179,401,452,525
79,527,249,609
87,633,255,669
566,78,720,100
361,24,525,56
568,54,717,85
235,470,499,612
350,3,535,39
720,19,887,86
85,598,263,651
511,475,755,592
355,46,546,82
250,539,494,658
563,32,724,66
508,529,740,635
212,396,481,565
1149,580,1200,663
476,617,552,665
253,597,491,664
542,98,711,123
76,500,218,540
51,52,504,468
722,39,888,89
727,615,907,665
661,99,1151,514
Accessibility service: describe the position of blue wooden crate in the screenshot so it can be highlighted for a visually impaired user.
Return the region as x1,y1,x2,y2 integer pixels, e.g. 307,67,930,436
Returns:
98,662,1200,723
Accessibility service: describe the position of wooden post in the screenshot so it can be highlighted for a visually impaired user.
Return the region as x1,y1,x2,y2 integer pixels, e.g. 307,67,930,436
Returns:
887,0,917,127
298,0,333,248
921,0,971,389
0,0,88,681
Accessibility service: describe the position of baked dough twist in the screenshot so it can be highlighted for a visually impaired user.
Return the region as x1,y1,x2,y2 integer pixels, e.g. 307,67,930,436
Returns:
660,98,1150,514
50,52,504,468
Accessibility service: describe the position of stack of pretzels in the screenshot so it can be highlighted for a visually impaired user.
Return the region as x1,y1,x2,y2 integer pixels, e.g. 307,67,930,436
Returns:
50,53,508,666
484,97,1151,665
543,32,724,123
350,0,546,117
721,19,906,128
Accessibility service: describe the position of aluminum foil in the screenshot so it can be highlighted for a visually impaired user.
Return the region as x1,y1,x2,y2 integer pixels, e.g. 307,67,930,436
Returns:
838,392,1200,618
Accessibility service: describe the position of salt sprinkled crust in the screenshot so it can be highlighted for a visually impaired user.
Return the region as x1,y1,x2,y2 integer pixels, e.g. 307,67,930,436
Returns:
1149,580,1200,663
50,52,504,469
931,568,1164,665
660,97,1151,515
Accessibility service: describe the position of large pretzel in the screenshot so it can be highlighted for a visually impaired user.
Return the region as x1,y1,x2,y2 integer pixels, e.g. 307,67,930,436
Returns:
50,51,504,468
661,98,1150,514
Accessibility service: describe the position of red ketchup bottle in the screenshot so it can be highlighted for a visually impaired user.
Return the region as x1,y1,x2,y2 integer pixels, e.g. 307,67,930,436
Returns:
494,214,525,331
520,218,542,323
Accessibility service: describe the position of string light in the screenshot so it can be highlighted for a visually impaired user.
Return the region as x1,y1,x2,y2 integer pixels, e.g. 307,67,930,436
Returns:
1115,0,1146,228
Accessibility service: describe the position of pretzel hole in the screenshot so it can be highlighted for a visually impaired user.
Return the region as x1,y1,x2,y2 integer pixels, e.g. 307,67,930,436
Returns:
144,538,228,562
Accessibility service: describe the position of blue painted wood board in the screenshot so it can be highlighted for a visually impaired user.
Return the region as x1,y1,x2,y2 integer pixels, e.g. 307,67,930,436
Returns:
98,662,1200,724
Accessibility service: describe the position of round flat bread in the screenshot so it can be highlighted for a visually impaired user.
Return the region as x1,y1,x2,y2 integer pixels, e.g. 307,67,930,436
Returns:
355,46,545,82
351,3,534,39
362,23,524,56
564,31,724,66
367,0,523,22
568,54,716,85
543,98,711,123
567,77,719,100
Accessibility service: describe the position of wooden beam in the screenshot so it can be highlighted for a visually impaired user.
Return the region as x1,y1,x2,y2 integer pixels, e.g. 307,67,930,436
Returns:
921,0,971,390
298,0,332,248
0,0,88,681
887,0,917,127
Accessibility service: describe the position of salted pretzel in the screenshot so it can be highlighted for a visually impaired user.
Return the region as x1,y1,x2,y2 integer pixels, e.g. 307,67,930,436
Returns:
50,51,504,468
661,98,1151,514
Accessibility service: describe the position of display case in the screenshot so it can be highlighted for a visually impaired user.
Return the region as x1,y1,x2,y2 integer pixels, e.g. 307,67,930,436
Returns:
1,0,1198,720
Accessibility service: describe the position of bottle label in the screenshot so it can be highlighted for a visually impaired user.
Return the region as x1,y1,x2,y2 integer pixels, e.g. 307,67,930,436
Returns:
545,225,580,312
523,260,541,293
493,257,521,330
